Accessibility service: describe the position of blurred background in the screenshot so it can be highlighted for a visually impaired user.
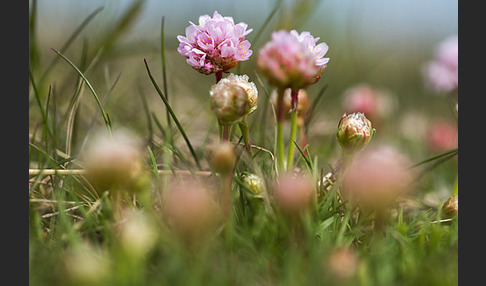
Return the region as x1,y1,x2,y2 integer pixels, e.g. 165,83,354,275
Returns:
29,0,458,189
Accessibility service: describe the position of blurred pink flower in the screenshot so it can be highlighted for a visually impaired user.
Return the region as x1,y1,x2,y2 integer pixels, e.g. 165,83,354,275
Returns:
290,30,329,81
342,145,414,209
423,35,458,93
257,30,329,90
426,120,458,153
273,173,314,216
341,84,394,127
177,11,253,75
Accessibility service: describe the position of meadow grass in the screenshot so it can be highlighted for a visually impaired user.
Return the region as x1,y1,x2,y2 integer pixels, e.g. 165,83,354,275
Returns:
29,1,458,285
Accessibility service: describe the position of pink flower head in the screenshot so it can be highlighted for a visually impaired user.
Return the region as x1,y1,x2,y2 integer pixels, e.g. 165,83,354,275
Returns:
342,145,414,209
177,11,253,75
425,120,458,153
423,35,458,93
257,30,329,90
290,30,329,81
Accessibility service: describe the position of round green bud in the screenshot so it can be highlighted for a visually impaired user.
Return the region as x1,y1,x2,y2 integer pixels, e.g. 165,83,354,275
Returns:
210,74,257,126
336,112,375,152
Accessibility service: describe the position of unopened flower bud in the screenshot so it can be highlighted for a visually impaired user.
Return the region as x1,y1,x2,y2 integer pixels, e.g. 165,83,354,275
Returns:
208,142,237,174
64,244,109,285
82,130,147,193
164,179,219,239
116,209,157,258
441,195,458,219
241,173,265,196
224,73,258,115
210,75,255,126
336,112,375,153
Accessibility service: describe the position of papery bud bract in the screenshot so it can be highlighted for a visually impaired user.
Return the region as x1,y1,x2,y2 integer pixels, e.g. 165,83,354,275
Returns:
336,112,375,152
208,142,237,174
210,77,253,126
441,195,458,219
224,73,258,114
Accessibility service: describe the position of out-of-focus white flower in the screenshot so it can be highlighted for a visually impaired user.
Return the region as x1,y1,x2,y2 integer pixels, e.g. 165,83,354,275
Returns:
82,129,147,193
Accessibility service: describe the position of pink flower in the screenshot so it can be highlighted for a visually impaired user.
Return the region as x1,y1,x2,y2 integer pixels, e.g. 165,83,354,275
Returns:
257,30,329,90
423,35,458,93
426,120,458,153
341,84,394,127
290,30,329,68
177,11,253,75
342,145,414,209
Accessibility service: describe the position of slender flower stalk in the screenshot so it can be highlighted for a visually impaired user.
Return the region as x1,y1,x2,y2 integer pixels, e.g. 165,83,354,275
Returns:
257,30,328,171
208,142,237,219
286,89,299,170
275,87,286,171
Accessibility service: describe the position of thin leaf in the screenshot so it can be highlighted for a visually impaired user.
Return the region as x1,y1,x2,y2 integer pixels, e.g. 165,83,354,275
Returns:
294,140,313,171
409,148,458,168
250,0,282,46
52,48,112,134
144,58,201,170
160,16,172,133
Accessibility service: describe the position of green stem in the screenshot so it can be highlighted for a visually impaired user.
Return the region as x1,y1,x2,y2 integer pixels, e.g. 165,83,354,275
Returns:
221,173,233,219
276,87,286,172
238,118,251,152
287,93,298,170
222,125,232,142
452,176,458,196
144,59,201,170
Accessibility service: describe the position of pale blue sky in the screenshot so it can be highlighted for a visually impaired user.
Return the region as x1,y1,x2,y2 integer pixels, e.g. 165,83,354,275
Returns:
35,0,458,48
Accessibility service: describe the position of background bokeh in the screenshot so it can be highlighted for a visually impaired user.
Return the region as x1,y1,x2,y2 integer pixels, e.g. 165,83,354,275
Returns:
30,0,458,174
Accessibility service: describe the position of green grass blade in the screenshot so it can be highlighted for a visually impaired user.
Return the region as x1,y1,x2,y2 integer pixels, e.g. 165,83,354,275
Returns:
294,140,313,171
144,59,201,170
409,148,458,168
160,16,172,133
52,48,112,134
250,0,282,46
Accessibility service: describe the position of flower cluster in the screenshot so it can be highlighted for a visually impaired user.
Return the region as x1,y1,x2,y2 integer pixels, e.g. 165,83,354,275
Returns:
177,11,253,75
423,35,458,93
257,30,329,90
